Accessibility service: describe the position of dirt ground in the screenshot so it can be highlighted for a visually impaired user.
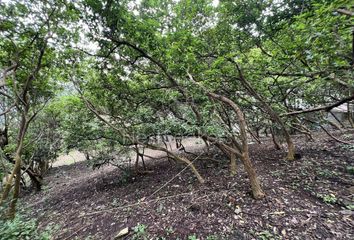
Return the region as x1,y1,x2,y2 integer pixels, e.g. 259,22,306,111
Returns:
22,131,354,239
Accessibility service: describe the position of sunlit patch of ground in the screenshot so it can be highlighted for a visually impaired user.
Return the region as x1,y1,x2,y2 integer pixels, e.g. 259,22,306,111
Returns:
53,150,86,167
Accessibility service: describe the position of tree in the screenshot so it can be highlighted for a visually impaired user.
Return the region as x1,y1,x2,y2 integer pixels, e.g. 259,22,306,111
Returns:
78,0,267,198
0,0,79,219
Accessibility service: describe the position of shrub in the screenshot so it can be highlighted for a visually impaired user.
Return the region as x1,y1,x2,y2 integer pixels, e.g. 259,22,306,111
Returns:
0,215,51,240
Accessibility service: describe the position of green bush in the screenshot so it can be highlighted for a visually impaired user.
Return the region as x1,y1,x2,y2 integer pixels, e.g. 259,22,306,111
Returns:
0,215,51,240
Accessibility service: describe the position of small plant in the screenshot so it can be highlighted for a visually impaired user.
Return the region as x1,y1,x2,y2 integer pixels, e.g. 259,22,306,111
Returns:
188,235,198,240
318,193,337,204
256,230,279,240
345,204,354,210
132,223,148,240
340,145,354,152
317,169,336,178
342,134,353,140
166,226,175,235
270,170,281,177
206,235,219,240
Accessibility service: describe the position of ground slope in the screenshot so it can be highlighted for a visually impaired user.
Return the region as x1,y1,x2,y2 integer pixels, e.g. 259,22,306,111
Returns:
22,132,354,239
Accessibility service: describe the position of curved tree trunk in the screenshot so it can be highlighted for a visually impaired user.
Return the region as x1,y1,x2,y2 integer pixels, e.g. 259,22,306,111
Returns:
248,128,262,144
202,89,265,199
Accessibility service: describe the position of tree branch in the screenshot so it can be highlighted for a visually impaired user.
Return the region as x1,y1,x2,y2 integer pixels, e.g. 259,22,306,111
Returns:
281,94,354,116
0,103,16,117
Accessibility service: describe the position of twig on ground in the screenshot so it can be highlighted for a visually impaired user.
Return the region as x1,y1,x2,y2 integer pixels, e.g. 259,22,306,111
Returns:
82,191,199,217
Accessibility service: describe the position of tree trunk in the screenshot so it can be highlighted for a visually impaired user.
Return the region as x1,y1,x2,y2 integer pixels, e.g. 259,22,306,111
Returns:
271,128,282,150
241,152,265,199
202,137,210,152
286,140,296,160
264,128,269,137
26,169,42,191
141,147,146,170
135,152,139,172
8,165,21,219
203,91,265,199
146,143,204,183
230,153,237,176
248,129,262,144
1,113,28,219
233,64,296,160
0,126,8,150
348,101,354,128
1,154,22,204
178,156,205,184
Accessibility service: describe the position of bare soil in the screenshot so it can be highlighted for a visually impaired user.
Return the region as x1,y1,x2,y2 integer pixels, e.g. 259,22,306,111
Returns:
22,131,354,239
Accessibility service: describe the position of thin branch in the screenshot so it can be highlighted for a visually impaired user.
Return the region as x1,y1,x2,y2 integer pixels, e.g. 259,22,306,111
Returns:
0,91,13,99
0,103,16,117
27,98,51,125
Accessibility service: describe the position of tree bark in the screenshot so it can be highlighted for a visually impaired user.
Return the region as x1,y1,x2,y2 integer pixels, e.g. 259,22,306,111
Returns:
200,88,265,199
1,112,28,219
281,93,354,116
230,153,237,176
264,104,295,158
0,126,8,150
232,63,296,160
27,169,42,191
241,152,265,199
348,101,354,127
270,128,282,150
188,71,265,198
8,165,21,219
